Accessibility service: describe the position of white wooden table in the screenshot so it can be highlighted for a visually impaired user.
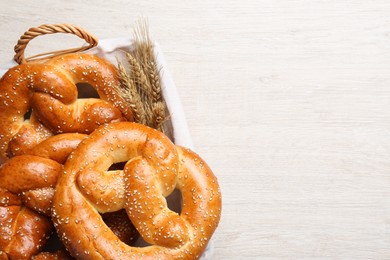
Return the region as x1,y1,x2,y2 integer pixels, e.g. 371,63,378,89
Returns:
1,1,390,259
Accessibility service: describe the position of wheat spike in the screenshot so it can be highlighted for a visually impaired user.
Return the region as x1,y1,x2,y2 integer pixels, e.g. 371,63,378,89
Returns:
117,62,146,124
125,52,152,98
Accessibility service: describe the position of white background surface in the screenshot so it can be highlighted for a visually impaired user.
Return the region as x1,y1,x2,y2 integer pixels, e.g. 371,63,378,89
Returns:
1,1,390,259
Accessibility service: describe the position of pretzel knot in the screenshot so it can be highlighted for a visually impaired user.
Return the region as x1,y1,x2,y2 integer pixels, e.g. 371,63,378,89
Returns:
0,53,133,162
0,133,139,259
0,133,85,259
52,122,222,259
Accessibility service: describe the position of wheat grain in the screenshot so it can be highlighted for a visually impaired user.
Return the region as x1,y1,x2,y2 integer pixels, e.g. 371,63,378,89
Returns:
117,62,146,124
145,60,162,103
125,52,152,99
152,101,167,132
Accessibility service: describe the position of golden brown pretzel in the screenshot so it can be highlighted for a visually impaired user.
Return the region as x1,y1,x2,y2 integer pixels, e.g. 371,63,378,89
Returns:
23,133,87,215
0,204,53,260
52,122,222,259
0,53,133,162
0,132,140,258
0,133,86,215
0,133,85,259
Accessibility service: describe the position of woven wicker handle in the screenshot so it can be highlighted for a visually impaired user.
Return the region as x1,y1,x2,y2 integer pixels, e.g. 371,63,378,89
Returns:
14,24,98,64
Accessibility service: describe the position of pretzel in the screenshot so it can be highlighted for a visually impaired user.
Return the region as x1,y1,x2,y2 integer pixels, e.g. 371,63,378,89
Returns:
0,133,85,259
0,133,86,215
21,133,87,215
0,132,141,259
52,122,222,259
0,53,133,162
0,186,53,259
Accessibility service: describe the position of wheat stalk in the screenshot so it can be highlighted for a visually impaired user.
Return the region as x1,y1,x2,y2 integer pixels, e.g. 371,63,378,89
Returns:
125,52,152,100
152,101,167,132
116,62,146,124
115,19,168,132
124,52,155,125
133,19,163,104
145,60,162,103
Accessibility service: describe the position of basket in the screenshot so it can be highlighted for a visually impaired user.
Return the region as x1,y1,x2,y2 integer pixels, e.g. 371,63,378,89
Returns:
0,23,214,259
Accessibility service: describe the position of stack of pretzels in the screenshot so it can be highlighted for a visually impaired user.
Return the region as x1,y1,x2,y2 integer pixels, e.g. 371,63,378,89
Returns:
0,28,221,260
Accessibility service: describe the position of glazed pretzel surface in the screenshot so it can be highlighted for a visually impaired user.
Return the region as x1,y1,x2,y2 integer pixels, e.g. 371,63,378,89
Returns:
0,53,133,162
0,202,53,260
0,133,139,259
52,122,222,260
0,133,85,259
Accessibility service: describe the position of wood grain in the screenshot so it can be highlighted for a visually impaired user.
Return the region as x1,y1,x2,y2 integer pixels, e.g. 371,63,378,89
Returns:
1,0,390,259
